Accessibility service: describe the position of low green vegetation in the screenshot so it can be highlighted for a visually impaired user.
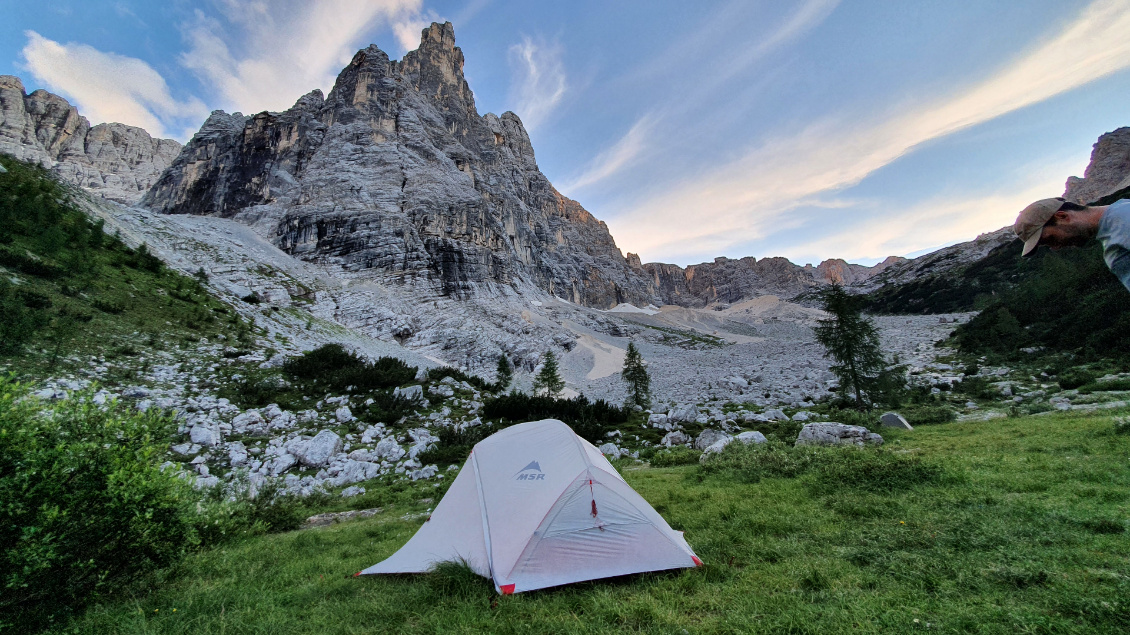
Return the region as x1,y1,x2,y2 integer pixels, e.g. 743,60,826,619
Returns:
480,392,630,444
0,155,253,377
59,409,1128,634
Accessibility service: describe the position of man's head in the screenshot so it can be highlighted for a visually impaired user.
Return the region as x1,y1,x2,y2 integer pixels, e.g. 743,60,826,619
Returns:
1014,198,1095,256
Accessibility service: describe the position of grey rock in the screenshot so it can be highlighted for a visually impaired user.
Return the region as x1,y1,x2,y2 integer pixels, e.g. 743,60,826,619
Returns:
375,437,406,461
661,430,691,447
795,423,883,447
189,424,221,447
340,486,366,498
879,412,913,430
1064,127,1130,204
735,431,768,444
646,412,669,428
694,428,731,451
0,75,181,204
598,442,622,459
295,430,343,467
791,411,814,422
763,408,789,421
335,405,354,423
140,24,656,309
667,404,699,424
270,453,298,476
394,385,424,401
699,438,733,462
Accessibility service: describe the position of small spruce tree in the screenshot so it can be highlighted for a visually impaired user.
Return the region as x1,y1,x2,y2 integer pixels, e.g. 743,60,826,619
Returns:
532,350,564,398
813,284,890,410
621,341,651,408
495,353,513,391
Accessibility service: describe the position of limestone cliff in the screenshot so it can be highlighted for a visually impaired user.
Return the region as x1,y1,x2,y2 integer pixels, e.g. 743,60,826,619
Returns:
0,75,181,203
143,23,654,309
643,255,904,307
1064,127,1130,205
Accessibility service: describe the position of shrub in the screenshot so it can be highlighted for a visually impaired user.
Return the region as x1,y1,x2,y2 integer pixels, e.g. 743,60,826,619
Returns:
416,423,501,467
649,446,702,467
897,404,957,426
1058,368,1098,390
360,390,421,426
283,344,417,393
481,393,629,443
193,478,307,546
426,366,494,393
1076,378,1130,394
1113,417,1130,435
0,379,195,631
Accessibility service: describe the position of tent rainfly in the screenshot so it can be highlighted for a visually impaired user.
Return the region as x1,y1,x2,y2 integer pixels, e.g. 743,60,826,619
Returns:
359,419,702,594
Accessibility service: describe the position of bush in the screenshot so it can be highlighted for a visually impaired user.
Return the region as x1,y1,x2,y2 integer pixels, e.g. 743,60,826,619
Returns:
481,393,629,443
360,390,421,426
283,344,417,393
193,478,307,546
426,366,495,393
416,423,502,467
1076,378,1130,394
649,446,702,467
0,379,195,631
1058,368,1098,390
897,403,957,426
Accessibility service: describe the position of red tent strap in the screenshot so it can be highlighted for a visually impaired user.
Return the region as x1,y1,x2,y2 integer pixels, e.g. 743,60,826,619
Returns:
591,499,598,517
500,583,515,595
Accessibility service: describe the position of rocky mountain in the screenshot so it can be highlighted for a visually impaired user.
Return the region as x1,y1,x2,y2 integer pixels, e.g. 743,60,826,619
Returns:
0,75,181,204
641,254,905,308
142,23,655,309
1064,127,1130,205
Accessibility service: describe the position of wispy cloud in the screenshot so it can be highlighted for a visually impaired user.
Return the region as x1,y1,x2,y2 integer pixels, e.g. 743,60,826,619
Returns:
558,114,658,194
775,161,1078,264
559,0,837,196
507,35,567,131
610,0,1130,262
179,0,423,114
20,31,208,140
391,8,441,53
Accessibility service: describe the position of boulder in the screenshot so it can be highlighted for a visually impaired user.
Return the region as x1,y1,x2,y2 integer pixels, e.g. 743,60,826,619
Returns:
661,430,691,447
735,431,768,445
668,404,699,423
335,405,355,423
647,413,669,428
270,453,298,476
879,412,913,430
791,411,814,422
694,428,732,451
699,438,733,462
189,423,221,447
795,423,883,447
295,430,343,467
394,385,424,401
598,442,622,459
763,409,789,421
375,437,406,461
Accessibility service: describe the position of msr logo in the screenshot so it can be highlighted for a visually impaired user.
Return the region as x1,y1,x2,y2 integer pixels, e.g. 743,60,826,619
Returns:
515,460,546,481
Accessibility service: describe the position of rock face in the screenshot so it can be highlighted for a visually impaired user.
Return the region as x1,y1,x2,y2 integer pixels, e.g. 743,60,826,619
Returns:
643,254,904,307
794,422,883,447
142,23,654,309
0,75,182,203
1064,127,1130,205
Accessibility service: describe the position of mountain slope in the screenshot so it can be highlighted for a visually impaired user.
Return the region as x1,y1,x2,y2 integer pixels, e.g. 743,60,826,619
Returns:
0,76,181,204
142,23,654,310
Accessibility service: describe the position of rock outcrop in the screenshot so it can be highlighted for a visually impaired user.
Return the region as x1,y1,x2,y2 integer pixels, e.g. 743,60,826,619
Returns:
643,254,904,307
142,23,654,309
1064,127,1130,205
0,75,182,203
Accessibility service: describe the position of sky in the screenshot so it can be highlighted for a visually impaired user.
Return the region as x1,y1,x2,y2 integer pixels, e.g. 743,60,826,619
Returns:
4,0,1130,267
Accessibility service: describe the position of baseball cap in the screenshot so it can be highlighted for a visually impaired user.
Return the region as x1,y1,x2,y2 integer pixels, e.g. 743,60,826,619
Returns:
1014,197,1066,257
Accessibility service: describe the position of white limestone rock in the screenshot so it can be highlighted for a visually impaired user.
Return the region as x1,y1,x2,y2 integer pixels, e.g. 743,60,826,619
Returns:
794,423,883,447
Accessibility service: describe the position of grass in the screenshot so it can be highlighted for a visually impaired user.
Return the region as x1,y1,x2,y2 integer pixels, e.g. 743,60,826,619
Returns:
59,409,1130,634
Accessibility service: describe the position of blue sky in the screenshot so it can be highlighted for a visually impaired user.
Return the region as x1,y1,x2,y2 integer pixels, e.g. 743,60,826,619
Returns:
4,0,1130,267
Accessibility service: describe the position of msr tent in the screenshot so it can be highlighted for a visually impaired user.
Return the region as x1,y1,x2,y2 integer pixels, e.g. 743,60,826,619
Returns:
359,419,702,594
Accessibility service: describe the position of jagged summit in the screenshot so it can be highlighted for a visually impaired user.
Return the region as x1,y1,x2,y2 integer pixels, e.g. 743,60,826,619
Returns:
0,75,181,203
143,23,649,308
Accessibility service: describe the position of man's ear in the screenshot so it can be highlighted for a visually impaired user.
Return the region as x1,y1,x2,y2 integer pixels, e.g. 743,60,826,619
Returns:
1051,210,1071,223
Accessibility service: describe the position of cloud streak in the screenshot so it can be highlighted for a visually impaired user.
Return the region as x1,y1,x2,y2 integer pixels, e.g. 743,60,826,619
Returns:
610,0,1130,262
20,31,208,140
558,114,657,194
507,35,567,131
179,0,423,114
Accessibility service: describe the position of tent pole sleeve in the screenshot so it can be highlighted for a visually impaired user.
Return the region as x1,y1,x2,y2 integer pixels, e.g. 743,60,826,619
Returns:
470,451,498,588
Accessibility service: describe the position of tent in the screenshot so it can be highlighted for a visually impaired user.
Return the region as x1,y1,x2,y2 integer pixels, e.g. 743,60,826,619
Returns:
360,419,702,594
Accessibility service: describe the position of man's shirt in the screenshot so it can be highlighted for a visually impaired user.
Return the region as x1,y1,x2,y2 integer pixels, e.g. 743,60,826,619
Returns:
1096,198,1130,292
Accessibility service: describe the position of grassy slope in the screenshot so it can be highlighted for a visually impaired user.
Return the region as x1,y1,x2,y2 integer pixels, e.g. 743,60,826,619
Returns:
67,411,1129,634
0,155,253,379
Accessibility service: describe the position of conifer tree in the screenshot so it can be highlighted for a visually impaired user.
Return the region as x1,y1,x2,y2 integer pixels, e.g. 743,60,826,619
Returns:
532,350,564,398
495,353,513,391
813,284,889,409
621,341,651,408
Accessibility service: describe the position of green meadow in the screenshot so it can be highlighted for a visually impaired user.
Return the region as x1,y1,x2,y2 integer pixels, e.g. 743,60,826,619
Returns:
63,410,1129,634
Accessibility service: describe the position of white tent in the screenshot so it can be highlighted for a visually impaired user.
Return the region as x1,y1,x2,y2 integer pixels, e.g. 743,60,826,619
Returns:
360,419,702,594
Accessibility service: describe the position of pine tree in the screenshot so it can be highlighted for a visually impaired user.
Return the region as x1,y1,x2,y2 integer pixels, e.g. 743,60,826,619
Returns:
621,341,651,408
813,284,888,410
495,353,513,391
531,350,564,398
